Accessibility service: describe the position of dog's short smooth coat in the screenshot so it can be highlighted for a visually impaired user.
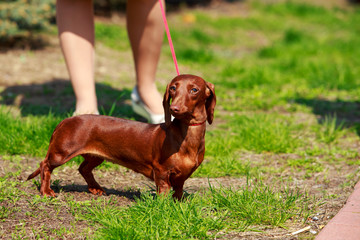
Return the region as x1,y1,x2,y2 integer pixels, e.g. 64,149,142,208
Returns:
27,74,216,199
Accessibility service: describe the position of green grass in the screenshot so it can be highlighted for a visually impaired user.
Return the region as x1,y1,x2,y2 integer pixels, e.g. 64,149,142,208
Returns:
315,115,346,144
95,23,129,51
0,169,312,239
79,182,311,239
1,0,360,238
0,109,62,156
209,114,301,154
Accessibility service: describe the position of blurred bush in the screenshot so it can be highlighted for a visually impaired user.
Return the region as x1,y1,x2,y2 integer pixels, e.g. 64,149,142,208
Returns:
0,0,55,41
0,0,223,47
93,0,213,16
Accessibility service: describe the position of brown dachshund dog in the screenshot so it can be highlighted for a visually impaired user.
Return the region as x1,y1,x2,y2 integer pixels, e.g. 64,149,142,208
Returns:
27,74,216,200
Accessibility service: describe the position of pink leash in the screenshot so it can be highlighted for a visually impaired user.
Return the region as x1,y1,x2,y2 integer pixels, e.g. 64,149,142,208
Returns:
158,0,180,76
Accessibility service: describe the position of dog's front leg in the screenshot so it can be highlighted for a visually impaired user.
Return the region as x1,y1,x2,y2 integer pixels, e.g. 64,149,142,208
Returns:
153,168,171,196
172,182,184,201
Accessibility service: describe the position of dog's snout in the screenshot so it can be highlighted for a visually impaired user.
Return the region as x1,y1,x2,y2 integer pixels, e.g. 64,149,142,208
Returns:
170,105,180,113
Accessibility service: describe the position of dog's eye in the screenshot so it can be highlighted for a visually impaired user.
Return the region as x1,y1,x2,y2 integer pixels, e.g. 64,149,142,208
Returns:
170,86,176,91
190,88,198,94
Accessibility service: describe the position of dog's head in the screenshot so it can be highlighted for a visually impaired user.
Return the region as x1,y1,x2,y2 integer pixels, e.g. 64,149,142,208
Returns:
163,74,216,126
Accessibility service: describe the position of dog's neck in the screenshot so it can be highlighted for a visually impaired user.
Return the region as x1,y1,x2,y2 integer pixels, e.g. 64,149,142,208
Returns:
171,118,207,143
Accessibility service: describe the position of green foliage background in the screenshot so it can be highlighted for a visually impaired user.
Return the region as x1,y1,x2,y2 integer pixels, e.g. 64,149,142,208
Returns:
0,0,55,39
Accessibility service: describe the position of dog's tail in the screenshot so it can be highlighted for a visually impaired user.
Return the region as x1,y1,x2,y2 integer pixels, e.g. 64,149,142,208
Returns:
27,168,40,180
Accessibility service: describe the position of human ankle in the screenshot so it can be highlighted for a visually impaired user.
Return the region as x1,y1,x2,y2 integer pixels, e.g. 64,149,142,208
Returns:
74,100,98,115
136,84,164,114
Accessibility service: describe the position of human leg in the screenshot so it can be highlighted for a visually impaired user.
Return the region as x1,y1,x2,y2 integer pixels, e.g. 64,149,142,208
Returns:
56,0,98,115
127,0,165,117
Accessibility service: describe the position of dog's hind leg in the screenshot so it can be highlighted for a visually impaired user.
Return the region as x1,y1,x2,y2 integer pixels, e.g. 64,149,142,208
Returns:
39,158,56,197
79,154,105,195
39,150,81,197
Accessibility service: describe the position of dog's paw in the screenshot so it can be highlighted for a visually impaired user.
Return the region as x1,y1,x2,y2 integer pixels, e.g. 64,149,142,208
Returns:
41,189,56,198
88,187,106,196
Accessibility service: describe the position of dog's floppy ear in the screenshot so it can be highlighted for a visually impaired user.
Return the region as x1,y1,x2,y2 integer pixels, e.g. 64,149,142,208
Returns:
163,83,172,127
205,81,216,124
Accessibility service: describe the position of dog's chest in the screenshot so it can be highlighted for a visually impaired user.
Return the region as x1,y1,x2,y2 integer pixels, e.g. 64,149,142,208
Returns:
171,140,204,170
164,126,206,175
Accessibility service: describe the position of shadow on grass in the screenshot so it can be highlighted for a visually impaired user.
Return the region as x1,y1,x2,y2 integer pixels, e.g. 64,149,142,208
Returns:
52,184,142,200
294,97,360,134
0,78,147,121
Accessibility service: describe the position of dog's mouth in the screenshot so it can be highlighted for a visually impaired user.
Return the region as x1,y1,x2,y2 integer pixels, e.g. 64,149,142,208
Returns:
170,109,193,120
170,111,184,119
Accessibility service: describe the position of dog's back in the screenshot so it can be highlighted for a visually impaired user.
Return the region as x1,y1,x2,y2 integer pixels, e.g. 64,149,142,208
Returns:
47,115,165,177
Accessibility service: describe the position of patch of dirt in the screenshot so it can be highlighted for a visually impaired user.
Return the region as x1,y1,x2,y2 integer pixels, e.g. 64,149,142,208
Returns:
1,150,359,239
